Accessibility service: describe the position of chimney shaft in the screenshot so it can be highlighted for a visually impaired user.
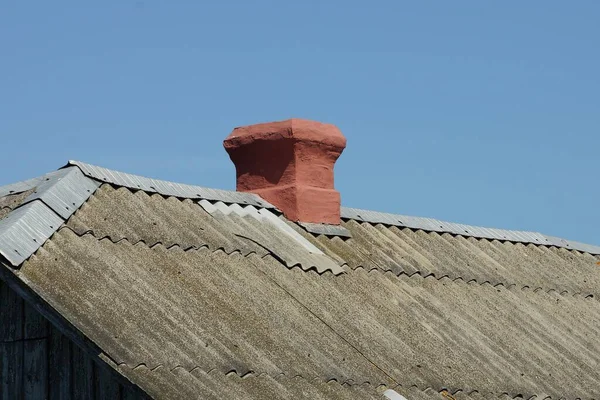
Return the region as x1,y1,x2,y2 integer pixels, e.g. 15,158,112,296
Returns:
224,118,346,225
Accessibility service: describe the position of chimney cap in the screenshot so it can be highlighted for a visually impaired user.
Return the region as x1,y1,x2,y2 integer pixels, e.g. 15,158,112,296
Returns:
224,118,346,149
223,118,346,225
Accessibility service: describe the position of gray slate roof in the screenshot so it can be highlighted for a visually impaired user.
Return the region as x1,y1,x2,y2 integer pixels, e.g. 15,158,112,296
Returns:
1,161,600,400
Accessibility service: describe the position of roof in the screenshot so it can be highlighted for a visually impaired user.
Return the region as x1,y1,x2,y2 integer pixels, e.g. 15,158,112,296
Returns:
1,161,600,399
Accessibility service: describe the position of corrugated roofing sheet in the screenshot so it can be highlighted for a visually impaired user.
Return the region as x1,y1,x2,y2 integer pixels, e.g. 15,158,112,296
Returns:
67,185,343,275
67,160,275,209
112,364,452,400
298,222,352,238
198,201,326,254
16,223,600,399
114,364,388,400
341,207,600,255
300,219,600,297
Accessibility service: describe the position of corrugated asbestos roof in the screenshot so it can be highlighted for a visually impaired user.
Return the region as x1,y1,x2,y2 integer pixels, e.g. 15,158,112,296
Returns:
1,161,600,399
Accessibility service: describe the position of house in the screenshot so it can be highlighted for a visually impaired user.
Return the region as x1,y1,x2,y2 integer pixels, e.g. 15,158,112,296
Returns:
1,119,599,399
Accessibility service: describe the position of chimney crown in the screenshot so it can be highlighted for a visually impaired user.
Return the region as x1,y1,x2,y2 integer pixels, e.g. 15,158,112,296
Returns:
224,118,346,225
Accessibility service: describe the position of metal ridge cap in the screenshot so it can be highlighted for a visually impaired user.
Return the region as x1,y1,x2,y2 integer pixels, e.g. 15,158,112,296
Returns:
543,235,600,255
0,166,101,267
340,206,600,256
66,160,277,210
22,167,100,219
0,200,64,266
0,174,52,197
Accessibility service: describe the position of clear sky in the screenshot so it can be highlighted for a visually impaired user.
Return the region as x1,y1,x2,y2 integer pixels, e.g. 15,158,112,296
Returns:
1,1,598,245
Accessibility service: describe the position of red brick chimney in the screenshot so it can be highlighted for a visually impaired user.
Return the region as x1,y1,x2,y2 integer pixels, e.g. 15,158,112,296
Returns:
223,118,346,225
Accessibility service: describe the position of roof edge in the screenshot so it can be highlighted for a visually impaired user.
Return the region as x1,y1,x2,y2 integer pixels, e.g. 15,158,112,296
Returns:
65,160,276,209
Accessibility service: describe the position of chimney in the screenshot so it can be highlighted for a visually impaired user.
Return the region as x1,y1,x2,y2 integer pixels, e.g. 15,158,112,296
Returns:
224,118,346,225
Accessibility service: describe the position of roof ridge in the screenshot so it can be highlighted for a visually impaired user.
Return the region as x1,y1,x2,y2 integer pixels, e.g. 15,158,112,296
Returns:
341,207,600,255
0,173,52,197
1,160,598,257
65,160,275,209
67,160,600,254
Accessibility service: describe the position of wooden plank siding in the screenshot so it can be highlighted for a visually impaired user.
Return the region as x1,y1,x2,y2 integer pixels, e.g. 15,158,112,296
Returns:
0,279,148,400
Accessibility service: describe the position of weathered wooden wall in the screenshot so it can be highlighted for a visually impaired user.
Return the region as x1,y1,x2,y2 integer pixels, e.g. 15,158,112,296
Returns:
0,278,148,400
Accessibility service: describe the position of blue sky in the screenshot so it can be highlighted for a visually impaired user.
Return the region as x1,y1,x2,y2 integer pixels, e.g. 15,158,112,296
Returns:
1,1,598,245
